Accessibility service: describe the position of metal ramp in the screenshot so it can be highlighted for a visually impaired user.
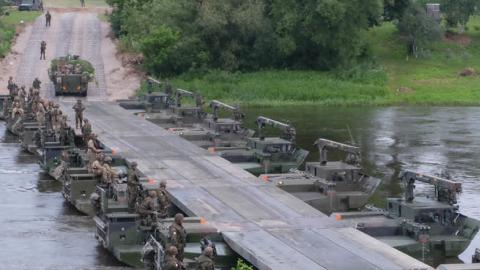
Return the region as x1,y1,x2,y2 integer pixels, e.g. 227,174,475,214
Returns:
61,101,432,270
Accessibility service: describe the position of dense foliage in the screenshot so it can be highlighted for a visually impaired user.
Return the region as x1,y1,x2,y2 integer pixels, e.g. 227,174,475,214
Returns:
107,0,383,76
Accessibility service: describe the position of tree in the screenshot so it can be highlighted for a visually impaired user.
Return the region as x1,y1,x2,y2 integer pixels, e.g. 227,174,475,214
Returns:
397,4,442,58
383,0,411,21
441,0,479,32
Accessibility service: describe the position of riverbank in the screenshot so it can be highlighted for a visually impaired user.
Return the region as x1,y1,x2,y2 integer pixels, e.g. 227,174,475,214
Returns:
0,9,41,58
157,17,480,106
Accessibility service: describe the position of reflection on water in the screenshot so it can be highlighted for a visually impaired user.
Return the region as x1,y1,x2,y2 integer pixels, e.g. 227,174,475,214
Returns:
0,122,124,269
242,105,480,263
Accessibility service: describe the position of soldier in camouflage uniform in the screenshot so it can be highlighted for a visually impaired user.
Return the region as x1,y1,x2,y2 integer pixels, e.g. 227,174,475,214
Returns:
72,99,85,129
169,213,187,262
87,133,101,172
164,246,182,270
196,247,215,270
36,101,46,126
81,118,92,145
91,153,105,178
157,180,171,218
33,78,41,90
127,161,140,211
138,190,159,226
101,156,118,186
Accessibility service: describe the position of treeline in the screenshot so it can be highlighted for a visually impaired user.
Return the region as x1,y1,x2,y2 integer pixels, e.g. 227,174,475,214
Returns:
107,0,480,76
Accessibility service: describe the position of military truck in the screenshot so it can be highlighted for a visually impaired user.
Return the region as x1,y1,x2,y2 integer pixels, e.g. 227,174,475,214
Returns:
259,138,381,214
48,55,94,96
215,116,309,175
337,171,480,265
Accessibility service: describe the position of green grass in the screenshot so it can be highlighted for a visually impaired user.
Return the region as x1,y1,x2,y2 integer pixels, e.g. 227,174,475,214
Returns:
44,0,108,8
162,16,480,106
0,8,41,57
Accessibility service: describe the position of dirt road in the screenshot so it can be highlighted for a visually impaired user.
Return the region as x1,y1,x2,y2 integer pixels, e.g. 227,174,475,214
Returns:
0,8,140,101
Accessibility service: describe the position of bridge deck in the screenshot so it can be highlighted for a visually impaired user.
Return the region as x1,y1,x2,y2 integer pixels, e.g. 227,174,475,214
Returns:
63,101,431,270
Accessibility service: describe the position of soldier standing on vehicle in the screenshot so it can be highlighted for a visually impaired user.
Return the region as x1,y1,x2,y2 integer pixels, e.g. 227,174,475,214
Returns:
7,77,14,94
36,101,46,126
101,156,118,185
164,246,182,270
81,118,92,144
91,153,105,178
138,190,159,226
18,86,27,108
45,11,51,27
127,161,140,211
87,133,101,172
196,247,215,270
33,78,41,90
72,99,85,129
157,180,171,218
40,41,46,60
169,213,187,262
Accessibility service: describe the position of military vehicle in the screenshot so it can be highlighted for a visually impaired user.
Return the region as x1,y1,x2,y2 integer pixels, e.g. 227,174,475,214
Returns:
18,0,42,11
167,100,254,149
48,55,94,96
215,116,309,175
93,177,237,268
336,171,480,265
259,138,381,214
0,95,8,120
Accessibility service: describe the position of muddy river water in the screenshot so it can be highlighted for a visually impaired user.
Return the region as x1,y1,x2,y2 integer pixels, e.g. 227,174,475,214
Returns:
2,106,480,268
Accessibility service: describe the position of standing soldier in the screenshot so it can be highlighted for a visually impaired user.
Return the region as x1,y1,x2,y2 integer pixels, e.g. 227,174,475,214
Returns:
157,180,171,218
196,247,215,270
18,86,27,108
45,11,51,27
91,153,105,178
80,0,85,7
137,190,159,226
81,118,92,145
7,77,15,94
72,99,85,129
36,101,46,126
127,161,140,211
33,78,41,90
169,213,187,262
101,156,118,186
40,41,46,60
87,133,101,171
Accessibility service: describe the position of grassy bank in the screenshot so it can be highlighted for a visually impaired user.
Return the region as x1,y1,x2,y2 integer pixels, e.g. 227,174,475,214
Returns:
0,8,41,58
162,17,480,106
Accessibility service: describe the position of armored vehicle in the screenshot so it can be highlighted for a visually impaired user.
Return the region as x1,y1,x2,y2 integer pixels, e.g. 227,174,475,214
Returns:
93,178,237,268
48,55,93,96
168,100,254,149
260,138,381,214
337,171,480,265
215,116,309,175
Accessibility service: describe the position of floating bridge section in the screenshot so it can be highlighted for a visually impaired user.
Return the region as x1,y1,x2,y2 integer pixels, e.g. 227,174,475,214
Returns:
62,101,431,270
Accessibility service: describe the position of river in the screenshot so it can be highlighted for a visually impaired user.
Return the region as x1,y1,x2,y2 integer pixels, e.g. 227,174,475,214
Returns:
2,105,480,267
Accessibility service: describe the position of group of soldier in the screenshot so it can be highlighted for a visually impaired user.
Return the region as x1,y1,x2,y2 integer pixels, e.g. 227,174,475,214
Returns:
4,77,215,270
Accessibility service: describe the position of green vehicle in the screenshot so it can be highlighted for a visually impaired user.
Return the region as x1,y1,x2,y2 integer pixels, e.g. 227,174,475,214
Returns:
216,116,309,175
260,138,381,214
338,171,480,265
48,55,94,96
93,180,238,269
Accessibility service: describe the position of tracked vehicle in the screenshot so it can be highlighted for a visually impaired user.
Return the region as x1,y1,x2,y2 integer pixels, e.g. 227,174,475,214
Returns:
48,55,93,96
215,116,309,175
260,138,381,214
337,171,480,265
93,177,237,269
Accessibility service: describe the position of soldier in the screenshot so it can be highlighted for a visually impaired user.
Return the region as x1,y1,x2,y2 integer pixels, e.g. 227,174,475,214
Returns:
87,133,101,172
33,78,41,90
81,118,92,145
40,41,46,60
45,11,51,27
36,101,46,126
7,77,14,94
169,213,187,262
72,99,85,129
127,161,140,211
52,103,61,130
164,246,182,270
91,153,105,178
18,86,26,108
11,100,24,119
157,180,171,218
101,156,118,186
138,190,159,226
196,247,215,270
80,0,85,7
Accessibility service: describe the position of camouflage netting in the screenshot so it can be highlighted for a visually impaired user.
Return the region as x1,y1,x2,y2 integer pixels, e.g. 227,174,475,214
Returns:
50,55,95,75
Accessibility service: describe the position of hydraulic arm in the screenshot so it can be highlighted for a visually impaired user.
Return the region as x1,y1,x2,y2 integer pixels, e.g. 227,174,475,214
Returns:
256,116,296,142
314,138,361,166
